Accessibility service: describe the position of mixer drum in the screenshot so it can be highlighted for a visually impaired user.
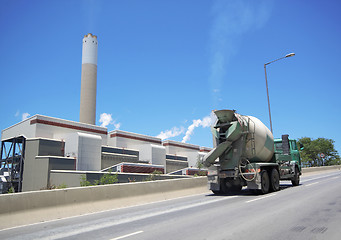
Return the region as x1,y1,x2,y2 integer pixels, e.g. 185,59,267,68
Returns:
241,115,274,162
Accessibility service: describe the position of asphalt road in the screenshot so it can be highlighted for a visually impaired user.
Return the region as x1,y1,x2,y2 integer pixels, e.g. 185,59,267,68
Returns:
1,171,341,240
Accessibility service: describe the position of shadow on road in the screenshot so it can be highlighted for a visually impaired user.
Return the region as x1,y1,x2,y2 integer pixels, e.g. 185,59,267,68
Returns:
205,183,301,197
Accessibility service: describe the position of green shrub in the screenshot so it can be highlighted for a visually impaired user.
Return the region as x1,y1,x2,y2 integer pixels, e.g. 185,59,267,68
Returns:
99,171,118,185
144,170,163,181
80,174,92,186
7,187,14,194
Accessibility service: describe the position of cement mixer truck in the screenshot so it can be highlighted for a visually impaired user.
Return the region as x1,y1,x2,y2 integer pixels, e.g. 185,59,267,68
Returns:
203,109,301,194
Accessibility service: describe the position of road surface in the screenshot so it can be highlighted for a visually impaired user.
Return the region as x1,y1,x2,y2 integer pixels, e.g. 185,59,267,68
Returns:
1,171,340,240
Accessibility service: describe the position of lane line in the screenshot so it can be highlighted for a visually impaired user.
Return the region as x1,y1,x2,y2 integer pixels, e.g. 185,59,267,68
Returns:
305,182,319,187
111,231,144,240
245,193,277,203
38,196,239,239
301,172,340,183
0,191,210,232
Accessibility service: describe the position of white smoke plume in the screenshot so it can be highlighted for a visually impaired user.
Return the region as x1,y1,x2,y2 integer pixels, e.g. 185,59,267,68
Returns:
114,122,121,130
99,113,121,129
209,0,272,106
182,116,212,143
156,127,185,140
22,112,30,121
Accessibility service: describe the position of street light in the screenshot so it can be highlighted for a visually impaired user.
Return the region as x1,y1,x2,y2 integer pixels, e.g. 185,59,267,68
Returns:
264,53,295,134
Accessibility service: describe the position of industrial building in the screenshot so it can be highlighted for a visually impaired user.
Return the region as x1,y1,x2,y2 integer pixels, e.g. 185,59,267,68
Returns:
0,33,210,193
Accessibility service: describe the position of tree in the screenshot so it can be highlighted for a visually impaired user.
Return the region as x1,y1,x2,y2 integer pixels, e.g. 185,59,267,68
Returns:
298,137,341,167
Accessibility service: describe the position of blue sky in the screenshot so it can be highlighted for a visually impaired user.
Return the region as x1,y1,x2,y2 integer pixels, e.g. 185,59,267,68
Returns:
1,0,341,154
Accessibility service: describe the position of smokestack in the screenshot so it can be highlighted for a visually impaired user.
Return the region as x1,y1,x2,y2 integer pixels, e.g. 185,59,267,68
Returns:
80,33,98,125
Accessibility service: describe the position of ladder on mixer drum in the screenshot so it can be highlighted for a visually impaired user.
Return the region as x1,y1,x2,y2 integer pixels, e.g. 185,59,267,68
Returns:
246,117,256,156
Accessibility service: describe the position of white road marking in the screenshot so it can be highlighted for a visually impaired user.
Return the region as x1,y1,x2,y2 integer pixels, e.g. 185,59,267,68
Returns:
111,230,144,240
301,172,340,183
0,191,210,232
305,182,319,187
245,193,277,203
38,196,239,239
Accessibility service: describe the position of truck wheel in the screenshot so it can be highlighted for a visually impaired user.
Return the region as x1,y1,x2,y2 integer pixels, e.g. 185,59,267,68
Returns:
291,167,300,186
220,179,230,194
260,170,270,194
270,168,280,192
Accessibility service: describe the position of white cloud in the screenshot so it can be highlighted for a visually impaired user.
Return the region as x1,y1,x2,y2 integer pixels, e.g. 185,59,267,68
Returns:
22,113,30,121
156,127,185,140
114,122,121,130
15,110,20,117
99,113,113,127
99,113,121,129
182,116,212,143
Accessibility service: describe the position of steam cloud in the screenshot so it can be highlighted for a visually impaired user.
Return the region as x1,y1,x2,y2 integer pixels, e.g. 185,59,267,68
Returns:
182,116,212,143
22,112,30,121
15,110,31,121
99,113,121,129
156,115,212,142
156,127,185,140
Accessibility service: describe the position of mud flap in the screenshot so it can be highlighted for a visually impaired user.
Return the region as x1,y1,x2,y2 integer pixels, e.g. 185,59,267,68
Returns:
208,174,220,191
246,172,261,190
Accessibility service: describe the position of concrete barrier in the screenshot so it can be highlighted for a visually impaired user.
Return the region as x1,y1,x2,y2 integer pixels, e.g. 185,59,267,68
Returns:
302,165,341,174
1,165,340,229
0,177,208,229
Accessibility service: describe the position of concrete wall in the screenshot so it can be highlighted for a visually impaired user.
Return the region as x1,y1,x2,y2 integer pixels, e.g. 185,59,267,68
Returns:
65,132,102,171
0,177,208,229
163,140,201,168
1,116,36,140
302,165,341,174
1,115,108,145
108,130,162,149
108,130,166,164
166,160,189,173
101,152,138,169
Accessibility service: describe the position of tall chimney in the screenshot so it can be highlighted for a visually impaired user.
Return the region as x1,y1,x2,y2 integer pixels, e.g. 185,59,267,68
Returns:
80,33,98,125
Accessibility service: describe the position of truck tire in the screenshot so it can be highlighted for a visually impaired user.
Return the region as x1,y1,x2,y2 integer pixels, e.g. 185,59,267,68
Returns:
270,168,280,192
291,167,300,186
220,178,230,194
231,184,242,193
260,170,270,194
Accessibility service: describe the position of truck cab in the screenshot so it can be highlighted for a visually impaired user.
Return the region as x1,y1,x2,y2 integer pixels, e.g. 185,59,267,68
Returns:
274,138,302,171
273,135,302,185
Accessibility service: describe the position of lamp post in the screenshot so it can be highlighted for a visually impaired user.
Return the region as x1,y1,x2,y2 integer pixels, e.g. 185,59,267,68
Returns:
264,53,295,134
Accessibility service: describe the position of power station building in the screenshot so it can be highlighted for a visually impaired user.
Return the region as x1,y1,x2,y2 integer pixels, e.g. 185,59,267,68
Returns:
0,33,211,193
